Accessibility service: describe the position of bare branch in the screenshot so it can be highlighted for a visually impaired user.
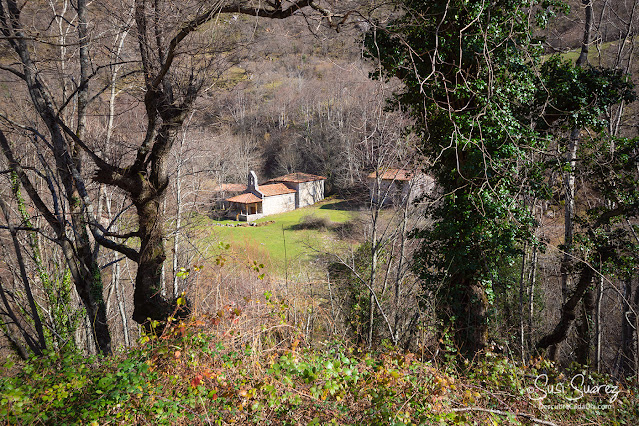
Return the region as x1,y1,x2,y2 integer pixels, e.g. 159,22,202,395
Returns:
0,65,25,80
0,130,61,233
55,117,121,175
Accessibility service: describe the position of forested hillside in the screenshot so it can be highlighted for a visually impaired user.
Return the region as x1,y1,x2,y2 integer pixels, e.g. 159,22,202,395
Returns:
1,0,639,424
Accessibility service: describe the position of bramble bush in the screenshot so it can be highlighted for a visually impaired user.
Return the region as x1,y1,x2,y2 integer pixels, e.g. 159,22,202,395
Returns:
1,292,637,425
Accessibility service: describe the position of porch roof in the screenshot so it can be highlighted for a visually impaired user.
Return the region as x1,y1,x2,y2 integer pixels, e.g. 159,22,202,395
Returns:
226,192,262,204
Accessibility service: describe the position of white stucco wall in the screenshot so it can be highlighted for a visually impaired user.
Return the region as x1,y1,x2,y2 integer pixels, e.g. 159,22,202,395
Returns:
296,180,324,208
262,193,296,215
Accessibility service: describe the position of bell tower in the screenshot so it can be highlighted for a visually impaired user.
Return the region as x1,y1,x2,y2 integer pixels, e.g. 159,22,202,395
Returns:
248,170,259,191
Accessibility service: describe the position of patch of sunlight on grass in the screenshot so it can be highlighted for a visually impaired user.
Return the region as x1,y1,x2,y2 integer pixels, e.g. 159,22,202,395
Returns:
545,37,635,64
194,198,361,275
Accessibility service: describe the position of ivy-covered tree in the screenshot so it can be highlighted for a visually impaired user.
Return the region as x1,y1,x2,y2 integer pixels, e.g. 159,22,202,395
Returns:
365,0,547,356
533,58,637,363
366,0,636,361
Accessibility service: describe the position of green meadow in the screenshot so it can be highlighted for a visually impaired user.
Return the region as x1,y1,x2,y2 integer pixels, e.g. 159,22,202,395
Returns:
193,198,362,273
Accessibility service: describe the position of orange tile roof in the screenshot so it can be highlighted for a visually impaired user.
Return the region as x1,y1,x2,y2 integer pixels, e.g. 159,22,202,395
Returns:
367,168,414,181
268,172,326,183
258,183,297,196
226,192,261,204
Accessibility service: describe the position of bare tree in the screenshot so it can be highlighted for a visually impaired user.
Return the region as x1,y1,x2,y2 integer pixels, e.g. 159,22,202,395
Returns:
0,0,115,354
0,0,352,347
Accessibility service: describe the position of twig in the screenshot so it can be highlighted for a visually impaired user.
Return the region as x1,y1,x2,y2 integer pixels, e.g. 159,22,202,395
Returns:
451,406,558,426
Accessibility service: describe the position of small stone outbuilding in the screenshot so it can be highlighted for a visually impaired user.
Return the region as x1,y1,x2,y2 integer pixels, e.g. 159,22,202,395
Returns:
368,168,433,205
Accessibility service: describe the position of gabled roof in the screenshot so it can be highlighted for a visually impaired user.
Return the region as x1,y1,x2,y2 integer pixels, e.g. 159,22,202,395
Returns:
226,192,261,204
225,183,296,204
268,172,326,183
258,183,297,196
368,168,414,181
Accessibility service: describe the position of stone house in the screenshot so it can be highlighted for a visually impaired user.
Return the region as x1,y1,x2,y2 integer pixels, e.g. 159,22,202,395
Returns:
225,171,326,221
368,168,433,205
265,172,326,208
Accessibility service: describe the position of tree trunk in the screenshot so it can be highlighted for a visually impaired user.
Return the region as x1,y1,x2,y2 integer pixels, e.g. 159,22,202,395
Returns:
576,286,595,365
466,280,488,355
519,244,528,362
561,127,580,303
73,257,111,355
576,0,592,67
527,244,538,356
620,277,636,377
537,248,612,359
573,0,611,371
172,128,187,299
393,196,409,345
451,275,488,356
161,199,167,297
595,274,603,372
83,314,94,355
368,214,378,349
70,0,112,355
552,0,592,361
132,195,171,325
634,281,639,378
115,259,131,347
367,170,382,348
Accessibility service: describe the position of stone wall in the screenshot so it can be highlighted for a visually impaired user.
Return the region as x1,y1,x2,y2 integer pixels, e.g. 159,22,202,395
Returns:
297,180,324,208
369,179,410,205
262,192,296,215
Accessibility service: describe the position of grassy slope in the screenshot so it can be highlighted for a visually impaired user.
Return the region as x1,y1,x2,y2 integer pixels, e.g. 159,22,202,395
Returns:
193,198,359,273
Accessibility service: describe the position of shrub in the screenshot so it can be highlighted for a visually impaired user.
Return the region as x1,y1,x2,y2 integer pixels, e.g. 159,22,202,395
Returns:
290,214,333,230
2,299,637,425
